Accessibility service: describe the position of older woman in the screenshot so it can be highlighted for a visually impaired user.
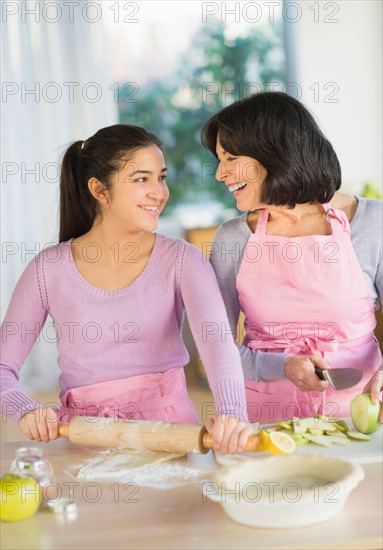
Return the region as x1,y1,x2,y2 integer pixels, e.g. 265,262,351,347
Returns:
202,91,382,423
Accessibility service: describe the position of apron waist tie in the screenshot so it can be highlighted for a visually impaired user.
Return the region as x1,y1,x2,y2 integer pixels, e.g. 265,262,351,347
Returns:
247,332,375,355
60,368,191,420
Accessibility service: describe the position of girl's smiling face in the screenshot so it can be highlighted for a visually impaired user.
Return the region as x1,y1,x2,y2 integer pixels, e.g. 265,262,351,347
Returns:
97,144,169,234
215,138,267,211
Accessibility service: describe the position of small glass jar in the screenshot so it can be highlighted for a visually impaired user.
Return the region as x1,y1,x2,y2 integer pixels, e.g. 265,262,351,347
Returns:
10,447,54,488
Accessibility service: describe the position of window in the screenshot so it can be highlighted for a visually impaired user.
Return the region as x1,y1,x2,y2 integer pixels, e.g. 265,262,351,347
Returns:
106,2,286,214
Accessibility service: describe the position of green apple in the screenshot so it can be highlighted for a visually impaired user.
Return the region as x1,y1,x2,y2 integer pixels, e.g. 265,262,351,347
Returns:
0,474,41,522
350,393,382,434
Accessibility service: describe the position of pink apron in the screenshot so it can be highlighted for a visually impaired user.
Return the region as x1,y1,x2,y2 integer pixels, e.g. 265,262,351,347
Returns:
57,367,200,424
237,204,381,423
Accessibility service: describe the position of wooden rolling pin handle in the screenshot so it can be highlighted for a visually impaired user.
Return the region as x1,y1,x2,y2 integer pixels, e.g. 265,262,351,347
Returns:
202,432,260,452
58,423,69,438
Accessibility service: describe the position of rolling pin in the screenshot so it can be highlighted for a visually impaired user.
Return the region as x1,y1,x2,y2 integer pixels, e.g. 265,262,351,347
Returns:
58,416,261,454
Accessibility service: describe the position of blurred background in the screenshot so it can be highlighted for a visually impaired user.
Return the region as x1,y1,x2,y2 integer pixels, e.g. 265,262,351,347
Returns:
1,1,382,422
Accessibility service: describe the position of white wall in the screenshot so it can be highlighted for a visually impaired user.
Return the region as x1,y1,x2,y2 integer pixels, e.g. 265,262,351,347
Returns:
285,0,382,194
1,5,118,390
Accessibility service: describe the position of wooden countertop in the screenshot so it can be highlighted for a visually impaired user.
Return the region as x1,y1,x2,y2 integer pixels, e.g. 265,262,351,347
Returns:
1,438,382,550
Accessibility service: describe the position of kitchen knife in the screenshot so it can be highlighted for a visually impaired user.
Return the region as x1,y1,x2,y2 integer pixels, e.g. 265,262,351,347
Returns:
314,367,363,390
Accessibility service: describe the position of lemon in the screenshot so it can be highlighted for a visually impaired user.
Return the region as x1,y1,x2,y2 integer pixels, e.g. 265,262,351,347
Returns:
257,430,270,451
266,431,296,454
257,430,296,454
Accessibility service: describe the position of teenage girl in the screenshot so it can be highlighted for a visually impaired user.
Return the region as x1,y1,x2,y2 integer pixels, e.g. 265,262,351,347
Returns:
0,125,252,453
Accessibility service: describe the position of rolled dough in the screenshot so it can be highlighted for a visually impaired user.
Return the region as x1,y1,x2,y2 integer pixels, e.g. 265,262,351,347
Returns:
76,449,185,480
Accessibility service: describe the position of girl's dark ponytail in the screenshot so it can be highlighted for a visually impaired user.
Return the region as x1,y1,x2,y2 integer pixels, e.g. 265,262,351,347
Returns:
59,141,97,242
58,125,163,243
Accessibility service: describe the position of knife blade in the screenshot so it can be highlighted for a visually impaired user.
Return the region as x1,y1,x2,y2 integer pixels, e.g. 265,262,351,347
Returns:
314,367,364,390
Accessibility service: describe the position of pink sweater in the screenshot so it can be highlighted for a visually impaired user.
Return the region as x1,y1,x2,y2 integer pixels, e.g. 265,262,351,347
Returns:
1,234,248,422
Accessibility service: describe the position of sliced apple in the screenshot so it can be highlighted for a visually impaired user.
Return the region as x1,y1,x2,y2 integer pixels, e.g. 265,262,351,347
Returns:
299,418,337,432
301,434,333,447
325,429,347,438
299,417,318,428
278,421,293,431
275,429,302,442
308,428,324,436
326,436,352,446
347,431,372,441
293,423,307,434
333,420,351,433
294,437,310,446
318,422,337,432
315,413,335,423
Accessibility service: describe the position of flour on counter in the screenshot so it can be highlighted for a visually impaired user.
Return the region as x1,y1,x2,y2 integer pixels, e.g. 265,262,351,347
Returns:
65,449,214,489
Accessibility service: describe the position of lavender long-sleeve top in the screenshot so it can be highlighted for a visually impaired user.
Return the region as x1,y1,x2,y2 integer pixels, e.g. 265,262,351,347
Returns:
1,234,248,422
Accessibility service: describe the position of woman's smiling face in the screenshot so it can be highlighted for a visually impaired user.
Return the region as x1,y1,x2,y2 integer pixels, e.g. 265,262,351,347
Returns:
215,138,267,211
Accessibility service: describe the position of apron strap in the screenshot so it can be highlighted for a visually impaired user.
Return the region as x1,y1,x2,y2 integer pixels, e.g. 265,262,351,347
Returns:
254,208,269,235
322,203,350,236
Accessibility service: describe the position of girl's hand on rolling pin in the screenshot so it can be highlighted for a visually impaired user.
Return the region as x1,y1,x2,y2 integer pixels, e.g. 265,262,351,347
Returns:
18,407,59,442
285,355,329,392
363,369,383,422
204,414,253,454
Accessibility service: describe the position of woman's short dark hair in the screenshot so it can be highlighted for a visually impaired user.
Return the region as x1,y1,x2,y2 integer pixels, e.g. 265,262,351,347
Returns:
201,92,341,207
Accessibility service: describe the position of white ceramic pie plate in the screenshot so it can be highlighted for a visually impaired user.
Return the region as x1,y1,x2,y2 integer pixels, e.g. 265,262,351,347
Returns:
202,454,364,528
